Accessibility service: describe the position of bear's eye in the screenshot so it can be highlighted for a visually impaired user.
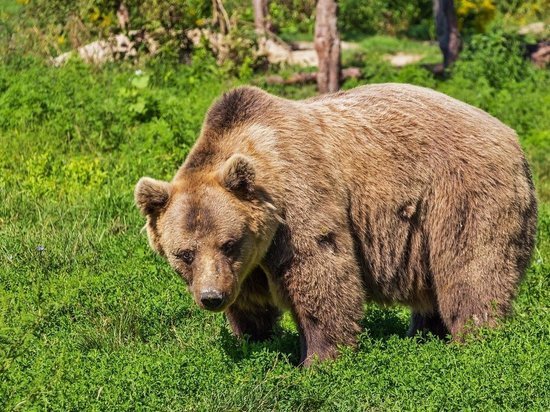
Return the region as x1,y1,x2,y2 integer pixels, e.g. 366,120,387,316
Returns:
221,239,237,257
174,249,195,265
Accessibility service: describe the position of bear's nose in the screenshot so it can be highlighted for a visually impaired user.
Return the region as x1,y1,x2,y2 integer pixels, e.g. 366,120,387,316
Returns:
200,290,225,311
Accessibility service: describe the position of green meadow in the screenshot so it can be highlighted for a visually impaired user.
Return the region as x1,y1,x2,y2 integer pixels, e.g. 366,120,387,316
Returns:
1,2,549,409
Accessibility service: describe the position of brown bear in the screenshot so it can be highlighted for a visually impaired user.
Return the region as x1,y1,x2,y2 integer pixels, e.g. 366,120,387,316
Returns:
135,84,537,365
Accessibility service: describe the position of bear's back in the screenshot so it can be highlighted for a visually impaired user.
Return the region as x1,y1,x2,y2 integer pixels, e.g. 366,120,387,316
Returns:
295,83,524,190
304,83,517,149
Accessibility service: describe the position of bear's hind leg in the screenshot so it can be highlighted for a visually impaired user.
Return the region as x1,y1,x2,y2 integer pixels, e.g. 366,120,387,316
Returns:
436,274,510,340
408,311,449,340
427,178,530,340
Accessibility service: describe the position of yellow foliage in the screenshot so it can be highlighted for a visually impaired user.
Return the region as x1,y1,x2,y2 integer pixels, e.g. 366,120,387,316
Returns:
456,0,496,32
100,15,112,28
89,6,101,22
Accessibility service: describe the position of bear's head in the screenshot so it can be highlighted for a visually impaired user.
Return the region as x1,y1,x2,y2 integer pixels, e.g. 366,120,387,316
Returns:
135,154,279,312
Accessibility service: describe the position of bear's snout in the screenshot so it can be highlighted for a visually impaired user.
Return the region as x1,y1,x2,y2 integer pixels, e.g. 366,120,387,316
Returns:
199,289,226,311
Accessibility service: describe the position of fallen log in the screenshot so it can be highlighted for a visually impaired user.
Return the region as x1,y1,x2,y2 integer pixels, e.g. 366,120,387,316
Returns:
265,67,361,85
528,41,550,68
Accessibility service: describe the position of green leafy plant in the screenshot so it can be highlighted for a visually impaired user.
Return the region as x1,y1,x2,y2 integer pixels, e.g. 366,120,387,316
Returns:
0,9,549,411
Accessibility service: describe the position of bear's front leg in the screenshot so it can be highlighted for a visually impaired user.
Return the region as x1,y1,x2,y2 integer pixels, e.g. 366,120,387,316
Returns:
225,303,280,342
225,267,281,342
285,251,365,366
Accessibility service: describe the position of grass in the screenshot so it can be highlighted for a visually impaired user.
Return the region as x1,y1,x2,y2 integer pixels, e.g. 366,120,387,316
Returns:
1,35,549,411
352,35,441,64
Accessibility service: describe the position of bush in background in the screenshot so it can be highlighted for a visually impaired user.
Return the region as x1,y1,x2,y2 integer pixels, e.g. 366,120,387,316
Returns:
456,0,497,33
339,0,434,39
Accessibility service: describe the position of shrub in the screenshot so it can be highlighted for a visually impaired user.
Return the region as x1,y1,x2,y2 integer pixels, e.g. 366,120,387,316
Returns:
451,30,533,89
456,0,497,33
493,0,548,26
339,0,433,38
267,0,317,39
17,0,211,46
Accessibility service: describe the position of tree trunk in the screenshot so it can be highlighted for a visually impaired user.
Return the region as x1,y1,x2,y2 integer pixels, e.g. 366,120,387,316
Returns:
116,2,129,31
253,0,270,35
212,0,231,35
434,0,461,68
314,0,341,93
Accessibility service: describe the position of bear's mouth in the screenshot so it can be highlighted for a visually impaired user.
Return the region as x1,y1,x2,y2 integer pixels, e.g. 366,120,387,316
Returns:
200,304,227,313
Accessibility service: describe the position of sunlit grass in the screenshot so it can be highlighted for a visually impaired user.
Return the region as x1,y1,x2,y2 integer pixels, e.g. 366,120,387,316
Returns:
0,41,549,410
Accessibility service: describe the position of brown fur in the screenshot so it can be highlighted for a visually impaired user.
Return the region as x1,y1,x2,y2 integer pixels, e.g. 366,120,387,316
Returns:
135,84,537,365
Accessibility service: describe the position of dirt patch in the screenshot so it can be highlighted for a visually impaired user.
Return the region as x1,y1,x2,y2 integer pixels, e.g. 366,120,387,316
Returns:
383,52,425,67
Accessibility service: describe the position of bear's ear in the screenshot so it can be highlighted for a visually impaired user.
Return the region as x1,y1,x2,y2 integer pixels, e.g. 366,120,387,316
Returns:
218,154,256,198
134,177,171,216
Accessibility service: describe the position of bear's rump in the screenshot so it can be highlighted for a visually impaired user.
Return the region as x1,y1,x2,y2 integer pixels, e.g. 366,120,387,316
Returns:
346,159,535,313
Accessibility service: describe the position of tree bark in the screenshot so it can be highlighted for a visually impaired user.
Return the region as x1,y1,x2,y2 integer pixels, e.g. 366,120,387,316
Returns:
528,41,550,68
433,0,461,68
253,0,270,36
212,0,231,35
116,2,129,31
314,0,341,93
